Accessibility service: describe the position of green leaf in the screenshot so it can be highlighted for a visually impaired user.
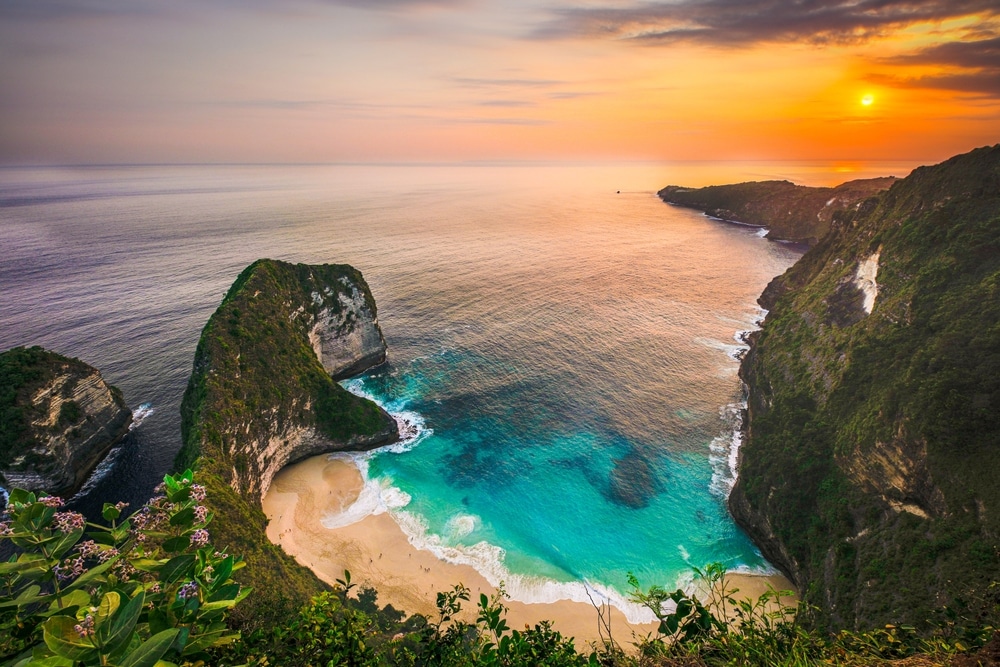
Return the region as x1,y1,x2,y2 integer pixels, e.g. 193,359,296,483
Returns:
209,557,234,589
130,558,164,573
118,629,180,667
168,508,195,527
207,583,240,602
62,557,116,593
104,591,144,652
162,536,190,553
53,589,91,612
41,616,98,662
102,503,122,522
0,553,49,575
160,555,196,583
95,591,121,624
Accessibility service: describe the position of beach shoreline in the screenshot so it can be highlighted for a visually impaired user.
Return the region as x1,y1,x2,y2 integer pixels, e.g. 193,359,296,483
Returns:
261,453,796,649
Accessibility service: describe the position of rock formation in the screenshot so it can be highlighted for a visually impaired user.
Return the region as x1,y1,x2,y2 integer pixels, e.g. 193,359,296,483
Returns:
178,259,398,500
659,177,896,245
0,346,131,497
728,145,1000,629
174,259,400,618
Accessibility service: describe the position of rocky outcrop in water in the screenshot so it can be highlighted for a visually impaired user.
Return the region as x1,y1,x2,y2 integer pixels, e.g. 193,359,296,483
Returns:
659,177,896,245
729,145,1000,630
0,346,131,497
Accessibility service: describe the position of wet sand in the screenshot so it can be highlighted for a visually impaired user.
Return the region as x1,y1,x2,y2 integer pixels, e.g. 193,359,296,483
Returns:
261,453,795,649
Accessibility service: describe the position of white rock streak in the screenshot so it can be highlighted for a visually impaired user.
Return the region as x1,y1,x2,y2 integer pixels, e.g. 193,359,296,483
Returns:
853,250,881,314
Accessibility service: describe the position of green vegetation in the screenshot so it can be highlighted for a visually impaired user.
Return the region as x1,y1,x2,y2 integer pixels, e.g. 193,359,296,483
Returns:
733,145,1000,629
175,259,398,632
5,485,993,667
0,472,248,666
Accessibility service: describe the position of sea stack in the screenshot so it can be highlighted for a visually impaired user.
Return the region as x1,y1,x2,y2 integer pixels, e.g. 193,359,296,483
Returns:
0,346,132,497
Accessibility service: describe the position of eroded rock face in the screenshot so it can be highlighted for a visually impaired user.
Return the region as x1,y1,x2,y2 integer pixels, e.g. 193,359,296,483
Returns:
308,280,387,380
0,347,131,496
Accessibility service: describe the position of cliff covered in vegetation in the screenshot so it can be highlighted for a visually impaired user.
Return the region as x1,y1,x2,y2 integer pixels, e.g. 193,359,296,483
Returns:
659,177,896,245
0,346,131,497
177,259,398,619
730,145,1000,630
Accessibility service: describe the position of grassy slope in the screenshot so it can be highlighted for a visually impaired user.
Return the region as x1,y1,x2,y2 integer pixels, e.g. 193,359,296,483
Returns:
736,145,1000,629
177,259,396,627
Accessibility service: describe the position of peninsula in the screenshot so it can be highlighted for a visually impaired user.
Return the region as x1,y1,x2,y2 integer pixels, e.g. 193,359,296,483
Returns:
176,259,399,615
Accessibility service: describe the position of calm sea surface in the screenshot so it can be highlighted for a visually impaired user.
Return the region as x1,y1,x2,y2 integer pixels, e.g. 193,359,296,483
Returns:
0,162,899,610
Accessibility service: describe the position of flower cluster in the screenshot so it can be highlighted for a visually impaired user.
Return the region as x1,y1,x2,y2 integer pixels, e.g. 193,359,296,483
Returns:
73,614,95,638
52,511,85,534
190,484,206,502
39,496,63,508
53,555,87,582
76,540,101,558
189,529,210,548
193,505,208,524
177,581,199,601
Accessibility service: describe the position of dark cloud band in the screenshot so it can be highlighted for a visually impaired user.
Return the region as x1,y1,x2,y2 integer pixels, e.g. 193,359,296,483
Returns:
535,0,999,46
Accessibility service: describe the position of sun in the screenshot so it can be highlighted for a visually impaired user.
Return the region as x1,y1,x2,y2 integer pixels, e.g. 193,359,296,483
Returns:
861,94,875,107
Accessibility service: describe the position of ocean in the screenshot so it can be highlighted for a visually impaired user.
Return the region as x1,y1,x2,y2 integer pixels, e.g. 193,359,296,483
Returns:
0,161,906,612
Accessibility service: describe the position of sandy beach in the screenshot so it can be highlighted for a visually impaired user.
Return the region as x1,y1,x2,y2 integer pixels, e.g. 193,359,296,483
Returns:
261,453,795,649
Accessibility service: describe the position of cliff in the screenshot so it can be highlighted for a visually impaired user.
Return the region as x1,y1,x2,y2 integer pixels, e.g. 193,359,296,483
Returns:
659,177,896,245
0,346,131,497
729,145,1000,630
177,259,398,620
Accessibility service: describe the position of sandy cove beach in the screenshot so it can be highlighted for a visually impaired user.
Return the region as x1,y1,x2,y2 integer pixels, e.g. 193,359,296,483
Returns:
261,453,795,649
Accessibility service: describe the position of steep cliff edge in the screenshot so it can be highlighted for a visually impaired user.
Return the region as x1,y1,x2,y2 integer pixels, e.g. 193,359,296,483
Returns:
730,145,1000,630
0,346,131,497
659,177,896,245
176,259,399,621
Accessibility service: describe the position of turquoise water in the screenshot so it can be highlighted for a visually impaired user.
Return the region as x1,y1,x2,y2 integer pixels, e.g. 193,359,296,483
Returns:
0,163,806,612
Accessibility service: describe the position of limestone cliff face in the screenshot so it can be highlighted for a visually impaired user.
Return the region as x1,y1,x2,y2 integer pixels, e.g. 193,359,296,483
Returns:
659,177,895,245
178,259,398,502
0,347,132,496
307,278,388,380
729,145,1000,629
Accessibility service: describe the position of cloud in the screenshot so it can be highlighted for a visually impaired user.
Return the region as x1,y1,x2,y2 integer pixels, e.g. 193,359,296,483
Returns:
0,0,463,20
534,0,1000,46
450,77,566,88
877,36,1000,96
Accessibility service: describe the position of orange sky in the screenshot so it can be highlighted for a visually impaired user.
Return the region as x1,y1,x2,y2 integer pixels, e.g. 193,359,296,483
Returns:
0,1,997,165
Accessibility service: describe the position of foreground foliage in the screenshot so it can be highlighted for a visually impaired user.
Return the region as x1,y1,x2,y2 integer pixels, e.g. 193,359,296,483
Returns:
1,471,247,666
4,475,998,665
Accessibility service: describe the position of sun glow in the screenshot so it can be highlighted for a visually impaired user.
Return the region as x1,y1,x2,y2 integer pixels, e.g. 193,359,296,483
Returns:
861,94,875,106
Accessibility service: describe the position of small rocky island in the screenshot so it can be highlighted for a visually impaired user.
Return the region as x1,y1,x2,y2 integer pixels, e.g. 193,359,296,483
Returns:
0,346,131,497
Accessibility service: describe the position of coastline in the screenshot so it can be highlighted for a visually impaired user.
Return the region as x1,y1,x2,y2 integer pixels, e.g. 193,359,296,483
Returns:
261,453,795,649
